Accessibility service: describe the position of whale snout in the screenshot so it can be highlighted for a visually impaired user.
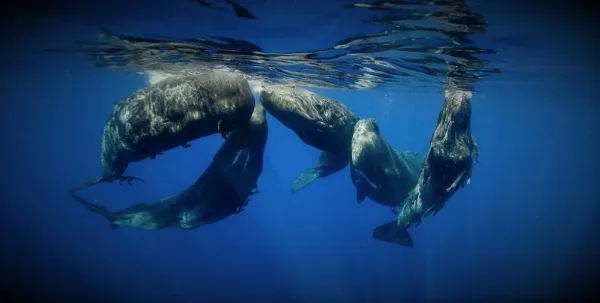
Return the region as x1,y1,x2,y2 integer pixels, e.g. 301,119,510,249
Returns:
354,118,380,134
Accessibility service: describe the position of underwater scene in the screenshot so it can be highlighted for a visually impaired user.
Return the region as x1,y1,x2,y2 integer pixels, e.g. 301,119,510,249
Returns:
1,0,598,302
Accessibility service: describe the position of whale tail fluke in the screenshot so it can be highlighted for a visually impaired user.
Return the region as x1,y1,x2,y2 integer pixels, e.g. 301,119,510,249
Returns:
291,168,321,194
372,221,413,248
70,193,119,229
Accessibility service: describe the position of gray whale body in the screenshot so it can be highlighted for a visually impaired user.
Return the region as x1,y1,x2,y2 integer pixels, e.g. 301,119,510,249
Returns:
373,89,479,248
350,118,422,207
259,85,359,194
71,102,268,230
70,71,256,193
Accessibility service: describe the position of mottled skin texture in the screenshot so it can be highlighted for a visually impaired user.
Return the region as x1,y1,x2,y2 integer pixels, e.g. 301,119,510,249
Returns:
259,85,359,194
373,88,478,247
350,118,422,207
69,71,256,193
70,103,268,230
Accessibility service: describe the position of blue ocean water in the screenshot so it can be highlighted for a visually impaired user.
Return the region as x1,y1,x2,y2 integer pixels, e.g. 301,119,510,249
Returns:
1,0,598,302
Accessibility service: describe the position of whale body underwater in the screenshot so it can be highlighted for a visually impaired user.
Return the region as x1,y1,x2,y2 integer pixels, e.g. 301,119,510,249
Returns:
259,85,359,194
69,71,256,193
372,88,478,247
350,118,423,207
71,74,477,248
72,102,268,230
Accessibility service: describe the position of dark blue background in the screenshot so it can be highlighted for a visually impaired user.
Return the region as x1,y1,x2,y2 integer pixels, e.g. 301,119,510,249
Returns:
1,0,598,301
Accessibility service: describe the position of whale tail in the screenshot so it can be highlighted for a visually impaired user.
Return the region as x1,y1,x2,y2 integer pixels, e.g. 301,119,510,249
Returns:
372,221,413,248
291,167,321,194
70,193,119,229
68,175,144,194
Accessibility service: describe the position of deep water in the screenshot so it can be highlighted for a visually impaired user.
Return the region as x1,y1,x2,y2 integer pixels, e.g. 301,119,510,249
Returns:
1,0,599,302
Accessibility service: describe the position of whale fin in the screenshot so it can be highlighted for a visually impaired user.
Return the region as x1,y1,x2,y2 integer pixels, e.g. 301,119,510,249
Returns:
291,168,321,194
356,187,366,203
372,221,413,248
68,174,144,194
223,0,256,19
70,193,119,229
292,151,349,195
355,169,379,190
218,119,234,140
68,176,104,193
315,121,334,133
397,150,426,168
446,170,467,193
217,119,227,139
117,175,144,185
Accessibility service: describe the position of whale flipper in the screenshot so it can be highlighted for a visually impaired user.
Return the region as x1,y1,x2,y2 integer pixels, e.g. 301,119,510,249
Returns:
68,175,144,194
291,167,321,194
315,121,334,134
118,175,144,185
224,0,256,19
291,151,349,195
68,176,104,194
356,187,366,203
372,221,413,248
446,169,467,193
70,193,119,229
217,119,231,140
